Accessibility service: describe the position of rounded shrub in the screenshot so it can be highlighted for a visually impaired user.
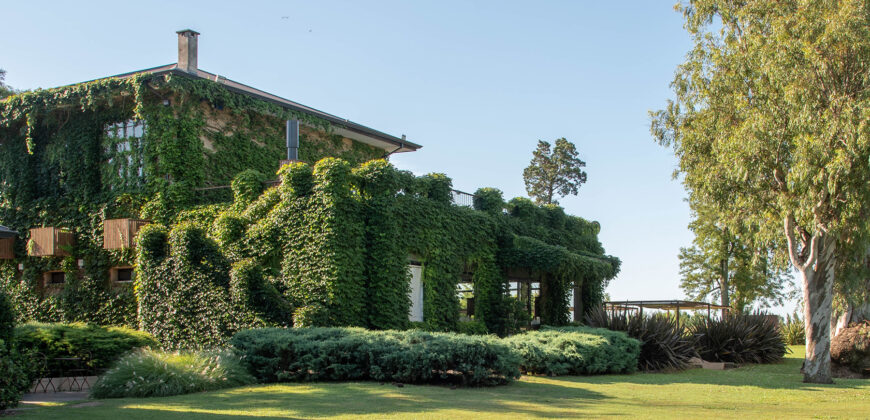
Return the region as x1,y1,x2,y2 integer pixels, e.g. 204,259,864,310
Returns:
831,321,870,376
91,349,255,398
231,327,521,386
507,327,640,375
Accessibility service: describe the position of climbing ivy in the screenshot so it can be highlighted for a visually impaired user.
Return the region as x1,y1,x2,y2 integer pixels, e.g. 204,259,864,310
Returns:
135,223,237,350
0,71,388,329
355,160,411,330
0,69,618,343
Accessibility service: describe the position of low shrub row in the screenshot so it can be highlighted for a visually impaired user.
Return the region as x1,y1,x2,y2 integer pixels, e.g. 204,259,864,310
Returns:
91,349,255,398
14,322,159,373
231,327,521,386
90,326,643,398
506,327,640,375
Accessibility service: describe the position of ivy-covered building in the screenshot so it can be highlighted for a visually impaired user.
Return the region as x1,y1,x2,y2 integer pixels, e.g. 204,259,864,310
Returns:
0,30,619,346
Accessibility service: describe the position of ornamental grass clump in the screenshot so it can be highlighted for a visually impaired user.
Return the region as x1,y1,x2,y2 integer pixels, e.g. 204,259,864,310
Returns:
90,349,255,398
781,313,805,346
507,327,640,375
585,307,697,371
689,313,787,364
230,327,520,386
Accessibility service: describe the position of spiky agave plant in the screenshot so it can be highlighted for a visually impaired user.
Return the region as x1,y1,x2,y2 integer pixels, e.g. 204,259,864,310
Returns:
689,313,787,364
585,307,697,371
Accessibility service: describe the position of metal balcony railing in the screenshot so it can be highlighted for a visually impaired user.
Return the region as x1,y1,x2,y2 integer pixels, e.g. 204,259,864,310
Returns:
451,189,475,208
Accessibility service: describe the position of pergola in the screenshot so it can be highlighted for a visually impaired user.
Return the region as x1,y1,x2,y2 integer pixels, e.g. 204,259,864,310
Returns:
603,300,729,322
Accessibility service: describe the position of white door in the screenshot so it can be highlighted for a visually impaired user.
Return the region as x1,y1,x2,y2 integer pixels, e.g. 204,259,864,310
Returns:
408,265,424,322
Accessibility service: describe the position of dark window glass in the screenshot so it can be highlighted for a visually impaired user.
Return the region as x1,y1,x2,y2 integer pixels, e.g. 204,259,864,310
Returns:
49,272,65,284
117,268,134,282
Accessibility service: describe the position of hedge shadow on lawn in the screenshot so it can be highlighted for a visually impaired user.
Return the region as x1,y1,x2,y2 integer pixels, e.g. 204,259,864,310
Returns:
97,381,611,420
539,356,870,391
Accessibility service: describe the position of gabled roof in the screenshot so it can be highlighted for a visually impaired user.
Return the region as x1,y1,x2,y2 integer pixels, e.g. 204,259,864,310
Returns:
104,64,421,154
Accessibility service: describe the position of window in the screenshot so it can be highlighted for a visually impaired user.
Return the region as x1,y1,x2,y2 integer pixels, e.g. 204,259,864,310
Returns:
49,271,65,284
110,267,135,283
106,119,146,139
116,268,134,282
104,119,146,189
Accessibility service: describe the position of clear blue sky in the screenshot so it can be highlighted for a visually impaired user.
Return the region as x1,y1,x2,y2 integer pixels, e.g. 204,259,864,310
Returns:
0,1,798,314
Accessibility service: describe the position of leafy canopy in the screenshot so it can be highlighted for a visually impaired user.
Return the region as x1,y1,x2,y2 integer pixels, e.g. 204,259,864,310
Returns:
523,138,587,205
651,0,870,250
679,202,793,314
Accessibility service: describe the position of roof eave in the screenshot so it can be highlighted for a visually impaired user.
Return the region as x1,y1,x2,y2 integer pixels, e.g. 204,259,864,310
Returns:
107,66,421,153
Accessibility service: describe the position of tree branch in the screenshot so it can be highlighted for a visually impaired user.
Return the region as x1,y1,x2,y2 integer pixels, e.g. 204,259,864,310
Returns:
784,213,820,272
804,232,820,272
784,213,803,269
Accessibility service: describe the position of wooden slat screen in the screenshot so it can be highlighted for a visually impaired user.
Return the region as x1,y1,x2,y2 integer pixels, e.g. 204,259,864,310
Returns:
104,219,150,249
0,238,13,259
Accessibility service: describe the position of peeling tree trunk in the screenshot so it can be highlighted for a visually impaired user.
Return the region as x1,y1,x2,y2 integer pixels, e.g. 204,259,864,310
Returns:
800,234,835,384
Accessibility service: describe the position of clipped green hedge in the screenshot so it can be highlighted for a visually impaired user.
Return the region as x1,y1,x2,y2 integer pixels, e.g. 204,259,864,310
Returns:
14,322,158,372
91,349,255,398
0,339,32,411
0,289,14,343
230,327,521,386
506,327,640,375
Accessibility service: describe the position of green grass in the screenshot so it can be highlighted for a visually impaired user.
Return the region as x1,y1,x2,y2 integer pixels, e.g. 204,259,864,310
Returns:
15,346,870,419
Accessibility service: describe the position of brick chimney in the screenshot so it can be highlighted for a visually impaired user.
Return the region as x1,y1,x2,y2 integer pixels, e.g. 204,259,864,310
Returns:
176,29,200,73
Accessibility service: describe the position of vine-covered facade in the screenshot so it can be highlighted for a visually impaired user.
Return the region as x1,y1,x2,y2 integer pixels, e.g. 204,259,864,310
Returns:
0,30,619,346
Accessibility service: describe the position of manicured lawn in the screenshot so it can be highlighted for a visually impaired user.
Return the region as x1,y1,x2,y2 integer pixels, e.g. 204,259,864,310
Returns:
15,346,870,419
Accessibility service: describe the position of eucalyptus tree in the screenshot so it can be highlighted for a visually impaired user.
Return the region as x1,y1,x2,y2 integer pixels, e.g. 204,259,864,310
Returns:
652,0,870,383
523,138,587,205
679,203,792,315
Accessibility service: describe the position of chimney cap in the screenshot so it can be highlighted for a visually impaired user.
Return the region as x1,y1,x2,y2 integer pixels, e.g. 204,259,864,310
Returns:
176,29,200,36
